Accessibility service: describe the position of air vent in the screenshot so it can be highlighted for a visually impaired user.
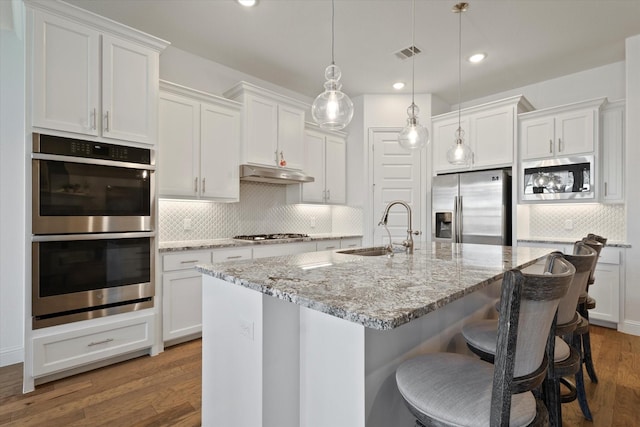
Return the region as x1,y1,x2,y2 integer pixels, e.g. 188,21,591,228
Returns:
395,45,422,60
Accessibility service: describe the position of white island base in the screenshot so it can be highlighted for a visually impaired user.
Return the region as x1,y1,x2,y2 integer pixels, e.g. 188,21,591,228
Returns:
202,275,501,427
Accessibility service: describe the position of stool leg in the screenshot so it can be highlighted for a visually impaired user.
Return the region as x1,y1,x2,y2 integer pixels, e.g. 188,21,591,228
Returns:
573,334,593,421
579,305,599,383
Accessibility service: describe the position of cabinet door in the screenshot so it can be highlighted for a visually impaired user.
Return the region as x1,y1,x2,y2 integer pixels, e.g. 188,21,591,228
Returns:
302,130,326,203
471,107,514,168
277,104,305,170
162,270,203,342
200,102,240,201
102,34,157,144
555,109,595,155
520,116,555,160
433,117,470,173
245,95,278,166
31,11,100,135
601,105,624,203
158,92,199,198
325,135,346,204
316,240,340,251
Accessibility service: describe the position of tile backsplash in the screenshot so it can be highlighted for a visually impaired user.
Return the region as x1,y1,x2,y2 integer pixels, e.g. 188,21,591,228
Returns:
158,181,363,242
520,203,626,242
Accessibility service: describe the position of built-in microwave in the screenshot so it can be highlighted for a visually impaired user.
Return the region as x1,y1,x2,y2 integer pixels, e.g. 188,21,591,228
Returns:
521,155,595,201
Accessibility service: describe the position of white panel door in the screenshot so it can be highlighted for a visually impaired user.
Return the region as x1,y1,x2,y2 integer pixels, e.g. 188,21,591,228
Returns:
371,130,422,247
555,109,595,155
32,11,99,135
471,106,514,168
200,101,240,201
277,104,305,170
245,95,278,166
520,116,555,160
102,34,156,144
158,92,199,197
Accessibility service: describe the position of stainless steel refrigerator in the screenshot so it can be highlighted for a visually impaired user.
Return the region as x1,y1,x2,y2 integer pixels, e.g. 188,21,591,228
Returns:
432,169,512,245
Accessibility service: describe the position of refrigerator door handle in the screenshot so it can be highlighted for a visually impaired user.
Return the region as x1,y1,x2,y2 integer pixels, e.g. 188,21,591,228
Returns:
457,196,463,243
453,196,459,243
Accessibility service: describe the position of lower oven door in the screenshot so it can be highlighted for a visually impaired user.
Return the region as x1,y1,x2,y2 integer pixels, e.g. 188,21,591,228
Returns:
32,232,155,328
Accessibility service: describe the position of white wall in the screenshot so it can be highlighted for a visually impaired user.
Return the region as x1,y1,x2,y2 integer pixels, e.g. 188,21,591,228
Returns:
624,35,640,336
0,1,26,367
457,61,625,111
160,46,313,109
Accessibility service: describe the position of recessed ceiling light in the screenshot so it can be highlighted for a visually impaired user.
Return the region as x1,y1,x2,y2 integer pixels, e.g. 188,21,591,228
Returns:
468,53,487,63
237,0,257,7
393,82,405,90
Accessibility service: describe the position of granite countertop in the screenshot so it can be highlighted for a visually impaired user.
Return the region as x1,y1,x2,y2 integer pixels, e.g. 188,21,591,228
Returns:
517,238,631,248
159,233,363,253
196,243,554,331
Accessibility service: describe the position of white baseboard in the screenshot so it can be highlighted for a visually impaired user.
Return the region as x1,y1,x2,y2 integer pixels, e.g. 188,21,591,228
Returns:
0,345,24,367
619,319,640,337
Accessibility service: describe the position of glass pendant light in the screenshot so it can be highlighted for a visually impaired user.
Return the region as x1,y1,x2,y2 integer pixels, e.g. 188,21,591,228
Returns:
311,0,354,130
446,2,473,166
398,0,428,151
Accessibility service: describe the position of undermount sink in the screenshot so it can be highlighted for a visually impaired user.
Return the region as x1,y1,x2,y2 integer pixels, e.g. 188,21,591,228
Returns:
336,246,391,257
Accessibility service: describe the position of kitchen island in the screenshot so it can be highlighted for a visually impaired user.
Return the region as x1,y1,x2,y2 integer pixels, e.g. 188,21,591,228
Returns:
197,243,553,427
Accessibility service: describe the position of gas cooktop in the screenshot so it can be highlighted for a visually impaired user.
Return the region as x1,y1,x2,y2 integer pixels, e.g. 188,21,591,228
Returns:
233,233,309,241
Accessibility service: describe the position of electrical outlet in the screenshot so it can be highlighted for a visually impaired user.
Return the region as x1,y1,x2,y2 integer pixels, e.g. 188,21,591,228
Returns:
564,219,573,230
183,218,192,231
239,319,254,341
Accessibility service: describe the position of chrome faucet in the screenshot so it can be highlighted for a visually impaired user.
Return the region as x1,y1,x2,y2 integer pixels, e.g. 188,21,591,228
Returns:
378,200,420,254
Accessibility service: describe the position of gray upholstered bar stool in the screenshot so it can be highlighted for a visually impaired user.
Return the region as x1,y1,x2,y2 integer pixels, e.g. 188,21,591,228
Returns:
395,253,574,427
461,243,597,427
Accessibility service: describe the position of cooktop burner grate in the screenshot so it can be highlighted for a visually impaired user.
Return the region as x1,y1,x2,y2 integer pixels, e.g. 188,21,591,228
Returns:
233,233,309,241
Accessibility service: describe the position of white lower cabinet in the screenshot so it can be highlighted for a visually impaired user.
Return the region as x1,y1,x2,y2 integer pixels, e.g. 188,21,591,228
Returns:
340,237,362,249
316,239,341,251
162,248,251,344
32,310,155,377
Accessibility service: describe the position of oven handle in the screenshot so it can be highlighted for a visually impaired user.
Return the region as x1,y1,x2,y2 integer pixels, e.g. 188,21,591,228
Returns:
32,231,155,242
31,152,156,171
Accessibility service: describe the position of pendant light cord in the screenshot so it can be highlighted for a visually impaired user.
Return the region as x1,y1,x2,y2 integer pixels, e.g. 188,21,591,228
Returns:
457,5,462,132
331,0,335,66
411,0,416,110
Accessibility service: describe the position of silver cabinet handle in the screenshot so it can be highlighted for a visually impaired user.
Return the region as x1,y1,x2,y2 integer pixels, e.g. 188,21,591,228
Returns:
558,138,562,152
324,246,337,250
549,139,553,153
226,255,242,259
347,244,358,247
104,111,110,132
91,108,97,130
180,260,199,264
202,177,206,193
88,338,114,347
194,178,198,193
326,189,331,200
604,182,608,197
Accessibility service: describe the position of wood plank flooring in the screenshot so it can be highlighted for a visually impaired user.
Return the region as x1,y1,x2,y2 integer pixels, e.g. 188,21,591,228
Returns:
1,326,639,426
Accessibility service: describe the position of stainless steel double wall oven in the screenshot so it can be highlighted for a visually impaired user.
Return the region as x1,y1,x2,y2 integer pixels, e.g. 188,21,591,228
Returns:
31,133,156,328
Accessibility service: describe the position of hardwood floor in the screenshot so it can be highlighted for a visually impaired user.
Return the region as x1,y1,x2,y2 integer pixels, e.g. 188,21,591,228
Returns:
1,326,639,426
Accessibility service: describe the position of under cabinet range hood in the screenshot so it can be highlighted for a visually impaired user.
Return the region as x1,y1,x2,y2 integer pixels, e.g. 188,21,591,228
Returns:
239,164,314,184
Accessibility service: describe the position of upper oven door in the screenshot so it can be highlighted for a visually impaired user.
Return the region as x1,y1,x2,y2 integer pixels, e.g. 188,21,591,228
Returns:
32,135,155,234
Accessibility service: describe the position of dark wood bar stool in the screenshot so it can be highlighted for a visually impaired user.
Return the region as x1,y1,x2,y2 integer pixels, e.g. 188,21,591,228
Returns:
395,253,574,427
462,243,596,426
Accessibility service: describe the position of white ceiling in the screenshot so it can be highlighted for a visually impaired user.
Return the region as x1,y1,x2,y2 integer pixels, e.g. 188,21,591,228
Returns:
65,0,640,105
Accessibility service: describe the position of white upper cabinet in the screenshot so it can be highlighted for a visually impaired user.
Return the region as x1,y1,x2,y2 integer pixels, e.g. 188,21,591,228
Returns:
600,100,625,203
28,1,168,144
159,81,241,201
432,96,533,174
519,98,605,160
224,82,307,170
291,125,346,204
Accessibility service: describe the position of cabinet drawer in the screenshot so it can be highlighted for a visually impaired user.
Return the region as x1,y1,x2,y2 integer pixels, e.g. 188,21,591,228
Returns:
163,251,212,272
316,240,340,251
211,247,252,262
33,312,154,377
598,247,620,265
340,237,362,249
